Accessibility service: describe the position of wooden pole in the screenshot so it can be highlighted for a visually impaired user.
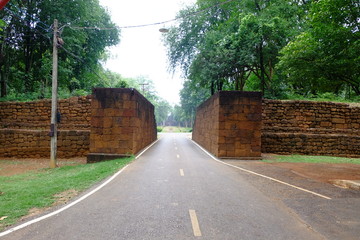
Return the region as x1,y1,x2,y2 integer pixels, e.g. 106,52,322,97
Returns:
50,19,58,168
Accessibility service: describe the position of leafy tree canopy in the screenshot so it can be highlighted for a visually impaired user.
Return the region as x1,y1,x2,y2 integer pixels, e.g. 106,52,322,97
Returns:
278,0,360,97
0,0,120,98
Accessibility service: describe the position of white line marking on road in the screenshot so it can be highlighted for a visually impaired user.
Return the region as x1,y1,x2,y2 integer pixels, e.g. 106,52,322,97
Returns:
180,169,185,176
189,210,202,237
0,165,129,237
191,140,332,200
175,147,178,150
0,139,160,237
177,154,180,159
136,139,160,159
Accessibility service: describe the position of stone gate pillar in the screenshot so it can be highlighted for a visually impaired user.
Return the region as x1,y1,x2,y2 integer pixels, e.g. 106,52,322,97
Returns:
87,88,157,163
193,91,262,159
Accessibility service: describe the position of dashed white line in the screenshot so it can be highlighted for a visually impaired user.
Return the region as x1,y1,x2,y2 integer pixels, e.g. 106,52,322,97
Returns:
177,154,180,159
180,169,185,176
189,210,202,237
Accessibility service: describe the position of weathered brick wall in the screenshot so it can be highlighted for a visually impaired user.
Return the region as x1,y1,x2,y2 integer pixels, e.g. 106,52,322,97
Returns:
0,96,91,158
193,91,262,159
0,129,90,158
0,90,158,160
193,93,220,156
262,100,360,157
194,93,360,159
0,96,91,130
88,88,157,162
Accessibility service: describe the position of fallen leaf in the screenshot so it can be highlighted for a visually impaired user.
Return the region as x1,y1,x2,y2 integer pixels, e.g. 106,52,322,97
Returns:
0,216,8,221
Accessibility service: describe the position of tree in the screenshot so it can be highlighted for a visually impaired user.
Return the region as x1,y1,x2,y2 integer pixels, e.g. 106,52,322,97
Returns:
179,79,210,127
0,0,120,99
164,0,307,96
123,75,172,126
278,0,360,97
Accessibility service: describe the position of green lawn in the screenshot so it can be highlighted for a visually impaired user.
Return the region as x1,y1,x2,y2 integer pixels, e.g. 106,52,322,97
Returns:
263,155,360,164
160,126,192,133
0,157,133,231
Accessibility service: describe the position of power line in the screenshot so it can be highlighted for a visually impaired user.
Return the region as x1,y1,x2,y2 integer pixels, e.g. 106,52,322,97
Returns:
4,6,52,33
4,7,52,42
59,45,111,88
67,0,237,30
8,5,52,31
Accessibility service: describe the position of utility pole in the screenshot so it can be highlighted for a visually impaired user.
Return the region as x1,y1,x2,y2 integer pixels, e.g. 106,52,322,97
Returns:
139,83,149,94
50,19,58,168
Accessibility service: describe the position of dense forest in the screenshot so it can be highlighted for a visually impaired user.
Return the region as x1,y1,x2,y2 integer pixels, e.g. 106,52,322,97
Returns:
164,0,360,126
0,0,121,99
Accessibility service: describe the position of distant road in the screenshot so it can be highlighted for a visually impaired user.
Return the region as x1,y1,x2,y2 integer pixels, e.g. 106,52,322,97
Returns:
2,133,323,240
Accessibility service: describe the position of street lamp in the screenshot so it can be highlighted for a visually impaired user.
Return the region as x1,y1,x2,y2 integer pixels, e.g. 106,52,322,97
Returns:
159,28,169,33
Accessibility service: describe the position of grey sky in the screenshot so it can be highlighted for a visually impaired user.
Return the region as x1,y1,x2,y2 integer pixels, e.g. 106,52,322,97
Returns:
99,0,196,105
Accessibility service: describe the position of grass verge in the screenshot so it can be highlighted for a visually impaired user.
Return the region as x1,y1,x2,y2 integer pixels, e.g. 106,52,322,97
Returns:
161,126,192,133
0,157,133,231
263,155,360,164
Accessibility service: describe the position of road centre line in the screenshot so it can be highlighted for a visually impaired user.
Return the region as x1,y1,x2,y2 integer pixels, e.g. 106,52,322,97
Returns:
0,139,160,237
177,154,180,159
189,210,202,237
180,169,185,176
191,139,332,200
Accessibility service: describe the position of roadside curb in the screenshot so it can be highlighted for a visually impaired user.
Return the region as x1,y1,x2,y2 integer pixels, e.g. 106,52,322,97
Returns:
330,180,360,191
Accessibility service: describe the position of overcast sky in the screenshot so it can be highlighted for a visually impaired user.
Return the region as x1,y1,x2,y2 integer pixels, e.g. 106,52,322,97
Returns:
99,0,196,105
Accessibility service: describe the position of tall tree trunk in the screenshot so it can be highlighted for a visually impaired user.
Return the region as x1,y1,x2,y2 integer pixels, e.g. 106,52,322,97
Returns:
0,70,6,97
259,42,265,95
0,45,5,97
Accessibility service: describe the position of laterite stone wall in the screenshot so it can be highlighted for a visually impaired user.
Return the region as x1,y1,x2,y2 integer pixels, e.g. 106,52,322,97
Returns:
0,129,90,158
0,96,91,130
262,100,360,157
0,96,91,158
88,88,157,162
193,91,262,159
193,92,360,159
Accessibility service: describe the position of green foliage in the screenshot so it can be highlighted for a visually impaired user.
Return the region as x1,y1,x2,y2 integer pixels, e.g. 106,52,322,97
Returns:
164,0,306,95
0,157,133,230
179,79,211,127
278,0,360,98
0,0,120,98
161,126,192,133
156,126,163,132
264,155,360,164
166,0,359,102
120,75,172,126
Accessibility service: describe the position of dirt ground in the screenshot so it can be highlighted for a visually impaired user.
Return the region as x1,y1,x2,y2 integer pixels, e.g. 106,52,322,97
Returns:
1,156,360,184
268,162,360,183
0,158,86,176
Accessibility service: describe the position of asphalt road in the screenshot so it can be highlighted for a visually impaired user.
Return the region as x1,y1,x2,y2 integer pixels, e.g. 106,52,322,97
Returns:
2,133,326,240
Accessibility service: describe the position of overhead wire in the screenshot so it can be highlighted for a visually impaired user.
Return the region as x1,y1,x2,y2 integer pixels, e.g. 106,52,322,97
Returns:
8,4,52,31
2,0,237,88
59,45,111,88
4,5,111,88
67,0,237,30
4,7,52,43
